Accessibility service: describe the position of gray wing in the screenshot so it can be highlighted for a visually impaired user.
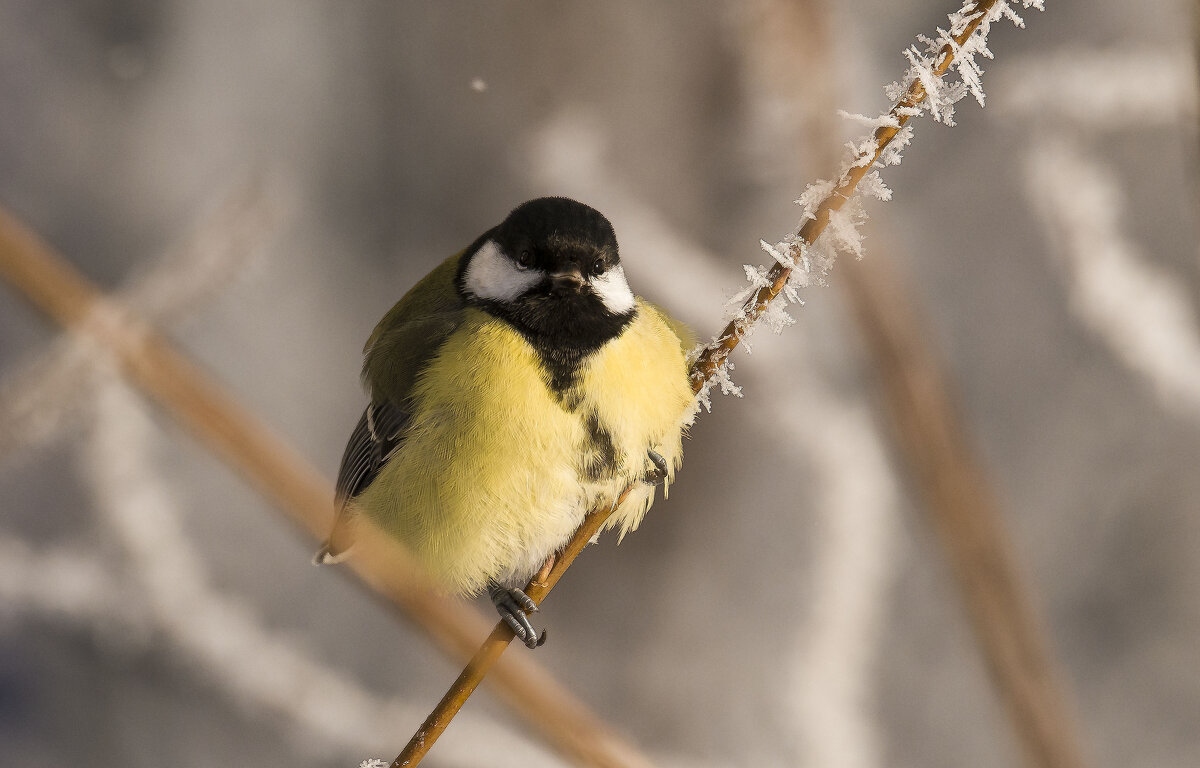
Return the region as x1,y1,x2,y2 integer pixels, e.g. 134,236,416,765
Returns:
317,252,467,564
342,309,466,506
334,399,410,506
315,399,411,564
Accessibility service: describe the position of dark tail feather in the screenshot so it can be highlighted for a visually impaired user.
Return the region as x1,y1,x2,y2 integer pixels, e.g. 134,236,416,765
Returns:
312,540,353,566
313,500,358,566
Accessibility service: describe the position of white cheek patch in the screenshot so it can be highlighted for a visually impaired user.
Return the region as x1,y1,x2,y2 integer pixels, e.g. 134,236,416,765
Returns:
590,265,636,314
463,240,542,302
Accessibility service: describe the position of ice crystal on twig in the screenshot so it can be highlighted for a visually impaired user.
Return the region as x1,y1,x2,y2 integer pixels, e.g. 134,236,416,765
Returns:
796,179,837,223
694,0,1043,405
889,1,1043,125
875,124,915,167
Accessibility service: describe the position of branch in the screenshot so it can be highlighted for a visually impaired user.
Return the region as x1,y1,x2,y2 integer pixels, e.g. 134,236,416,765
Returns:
0,207,652,768
392,489,642,768
395,2,1053,765
841,254,1089,768
690,0,1023,389
0,179,280,463
527,113,902,766
2,4,1052,765
758,2,1089,766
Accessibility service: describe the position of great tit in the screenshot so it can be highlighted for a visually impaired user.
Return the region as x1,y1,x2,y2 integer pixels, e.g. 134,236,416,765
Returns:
316,197,694,648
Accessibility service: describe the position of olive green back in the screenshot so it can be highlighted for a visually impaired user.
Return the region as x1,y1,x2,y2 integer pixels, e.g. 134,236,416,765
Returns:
362,251,467,403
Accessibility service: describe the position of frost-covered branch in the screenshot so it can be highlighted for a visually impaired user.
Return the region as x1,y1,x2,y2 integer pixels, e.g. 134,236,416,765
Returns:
690,0,1044,402
746,2,1089,767
396,2,1049,764
526,111,899,768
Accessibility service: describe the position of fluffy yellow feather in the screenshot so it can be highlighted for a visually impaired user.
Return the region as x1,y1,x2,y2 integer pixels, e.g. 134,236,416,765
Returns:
354,299,692,595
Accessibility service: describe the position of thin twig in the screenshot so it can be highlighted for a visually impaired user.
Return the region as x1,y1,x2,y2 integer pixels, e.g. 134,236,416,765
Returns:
392,490,637,768
0,206,652,768
690,0,1005,387
758,2,1089,766
395,2,1042,764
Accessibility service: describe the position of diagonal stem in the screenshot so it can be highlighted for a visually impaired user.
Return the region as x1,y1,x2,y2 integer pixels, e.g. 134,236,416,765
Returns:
690,0,1003,387
392,491,641,768
772,2,1087,765
393,2,1028,765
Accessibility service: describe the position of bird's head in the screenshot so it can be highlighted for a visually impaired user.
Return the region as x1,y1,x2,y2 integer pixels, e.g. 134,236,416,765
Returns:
458,197,636,351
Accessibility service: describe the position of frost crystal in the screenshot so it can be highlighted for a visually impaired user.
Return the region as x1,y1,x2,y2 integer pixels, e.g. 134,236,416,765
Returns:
691,357,743,416
857,171,893,202
795,179,836,222
846,136,881,169
743,263,773,290
692,381,712,415
712,361,743,397
827,204,867,260
761,239,795,269
836,110,900,130
724,282,760,328
805,237,838,280
875,124,914,167
761,299,796,334
891,0,1045,125
359,760,388,768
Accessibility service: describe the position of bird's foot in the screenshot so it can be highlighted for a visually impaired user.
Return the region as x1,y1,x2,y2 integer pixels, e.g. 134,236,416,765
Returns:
488,584,546,649
643,449,669,486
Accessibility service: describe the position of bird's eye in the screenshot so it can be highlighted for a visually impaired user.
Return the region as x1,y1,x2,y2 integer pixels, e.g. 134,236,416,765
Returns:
591,257,606,275
516,250,533,269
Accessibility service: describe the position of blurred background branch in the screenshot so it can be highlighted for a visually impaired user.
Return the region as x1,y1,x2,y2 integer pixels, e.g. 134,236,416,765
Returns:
0,206,651,768
0,178,281,463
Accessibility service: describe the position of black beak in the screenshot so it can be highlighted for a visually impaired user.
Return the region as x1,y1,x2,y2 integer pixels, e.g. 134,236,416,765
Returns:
549,268,585,295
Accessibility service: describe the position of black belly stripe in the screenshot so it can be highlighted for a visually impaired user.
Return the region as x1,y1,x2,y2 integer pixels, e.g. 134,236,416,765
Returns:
536,345,587,399
582,411,620,481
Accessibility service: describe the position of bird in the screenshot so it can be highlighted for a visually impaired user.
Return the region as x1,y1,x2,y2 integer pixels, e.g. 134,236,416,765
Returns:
315,197,695,648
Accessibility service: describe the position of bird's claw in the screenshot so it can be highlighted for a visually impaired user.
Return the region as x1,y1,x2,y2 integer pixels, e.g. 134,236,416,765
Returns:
489,584,544,649
643,449,669,486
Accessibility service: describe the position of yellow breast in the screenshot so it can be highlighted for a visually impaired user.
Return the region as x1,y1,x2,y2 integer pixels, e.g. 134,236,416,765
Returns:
357,300,692,595
574,300,694,536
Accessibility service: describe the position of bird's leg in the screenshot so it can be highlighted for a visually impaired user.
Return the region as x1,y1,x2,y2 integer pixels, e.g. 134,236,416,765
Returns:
532,553,556,587
643,449,669,485
488,582,545,649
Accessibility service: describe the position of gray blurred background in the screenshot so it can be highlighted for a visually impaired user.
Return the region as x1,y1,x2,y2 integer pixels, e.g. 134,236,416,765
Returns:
1,1,1198,767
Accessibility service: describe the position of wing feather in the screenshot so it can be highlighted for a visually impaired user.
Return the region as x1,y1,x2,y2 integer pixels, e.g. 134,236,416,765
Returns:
317,251,469,564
